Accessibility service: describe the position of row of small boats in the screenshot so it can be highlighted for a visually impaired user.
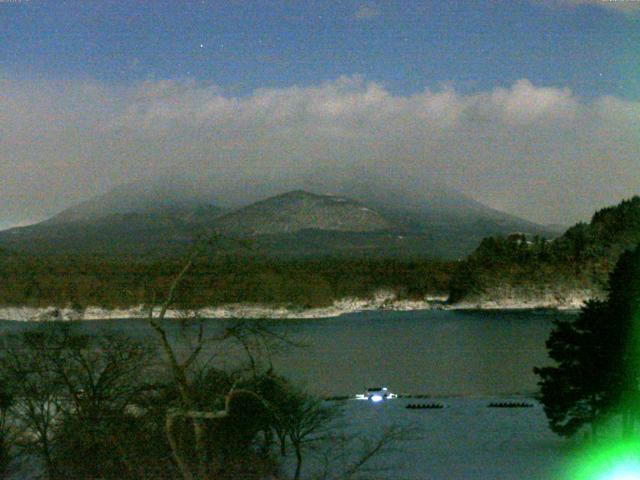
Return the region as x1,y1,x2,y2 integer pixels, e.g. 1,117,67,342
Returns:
405,401,535,410
406,403,444,409
488,402,533,408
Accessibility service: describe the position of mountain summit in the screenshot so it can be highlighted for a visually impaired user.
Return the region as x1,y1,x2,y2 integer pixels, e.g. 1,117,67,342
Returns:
215,190,390,236
0,181,555,259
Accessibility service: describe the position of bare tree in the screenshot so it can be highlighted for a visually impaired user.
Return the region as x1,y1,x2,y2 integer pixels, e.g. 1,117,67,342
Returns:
286,396,338,480
222,319,302,379
0,322,157,480
314,423,419,480
0,328,66,480
146,240,282,480
146,246,209,480
146,239,413,480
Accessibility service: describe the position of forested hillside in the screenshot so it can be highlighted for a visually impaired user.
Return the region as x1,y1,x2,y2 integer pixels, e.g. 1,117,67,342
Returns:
3,197,637,312
0,253,453,310
448,196,640,305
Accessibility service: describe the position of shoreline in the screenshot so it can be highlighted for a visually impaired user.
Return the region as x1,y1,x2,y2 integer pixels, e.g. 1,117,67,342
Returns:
0,292,590,321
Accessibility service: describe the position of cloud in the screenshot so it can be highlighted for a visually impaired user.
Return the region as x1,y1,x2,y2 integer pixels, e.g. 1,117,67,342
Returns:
489,79,577,124
354,3,381,20
1,74,639,227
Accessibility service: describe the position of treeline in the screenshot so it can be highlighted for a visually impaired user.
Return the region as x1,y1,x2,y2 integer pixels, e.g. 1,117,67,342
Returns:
449,196,640,303
0,253,454,309
0,320,405,479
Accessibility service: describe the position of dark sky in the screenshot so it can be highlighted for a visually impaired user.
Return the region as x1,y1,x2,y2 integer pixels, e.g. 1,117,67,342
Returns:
1,0,639,228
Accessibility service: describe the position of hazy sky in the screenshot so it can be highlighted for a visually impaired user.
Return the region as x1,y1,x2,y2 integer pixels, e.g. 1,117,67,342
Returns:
1,0,639,227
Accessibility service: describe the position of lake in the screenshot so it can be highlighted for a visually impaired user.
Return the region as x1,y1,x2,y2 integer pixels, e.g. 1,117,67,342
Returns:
269,309,566,397
0,308,571,397
0,308,581,479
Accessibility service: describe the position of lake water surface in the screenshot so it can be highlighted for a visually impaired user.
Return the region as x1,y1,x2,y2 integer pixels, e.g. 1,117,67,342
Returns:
0,309,572,397
0,309,582,479
271,309,568,397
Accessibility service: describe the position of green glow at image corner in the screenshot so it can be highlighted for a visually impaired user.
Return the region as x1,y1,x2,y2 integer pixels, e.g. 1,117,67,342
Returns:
569,253,640,480
569,440,640,480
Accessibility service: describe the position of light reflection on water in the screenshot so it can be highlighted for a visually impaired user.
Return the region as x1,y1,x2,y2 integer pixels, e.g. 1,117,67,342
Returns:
0,309,574,396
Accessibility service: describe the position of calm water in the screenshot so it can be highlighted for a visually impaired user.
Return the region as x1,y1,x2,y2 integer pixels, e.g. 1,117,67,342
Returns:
0,309,573,397
268,309,569,396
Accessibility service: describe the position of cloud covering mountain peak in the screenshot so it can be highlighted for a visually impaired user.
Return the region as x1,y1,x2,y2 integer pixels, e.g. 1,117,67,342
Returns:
1,74,638,227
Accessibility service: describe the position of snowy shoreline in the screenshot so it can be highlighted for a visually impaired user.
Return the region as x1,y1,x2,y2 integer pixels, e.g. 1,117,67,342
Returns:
0,295,445,321
452,289,596,311
0,291,591,321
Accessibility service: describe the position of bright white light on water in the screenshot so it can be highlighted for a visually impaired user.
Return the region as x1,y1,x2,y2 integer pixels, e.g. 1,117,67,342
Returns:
371,395,383,402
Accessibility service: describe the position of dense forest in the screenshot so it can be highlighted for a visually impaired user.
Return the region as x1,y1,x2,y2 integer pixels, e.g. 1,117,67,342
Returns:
449,196,640,304
0,252,453,310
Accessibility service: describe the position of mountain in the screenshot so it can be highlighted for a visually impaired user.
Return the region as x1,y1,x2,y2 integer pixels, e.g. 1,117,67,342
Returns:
44,180,220,225
302,175,551,236
0,209,224,257
447,196,640,307
0,180,554,259
215,190,390,235
0,182,225,256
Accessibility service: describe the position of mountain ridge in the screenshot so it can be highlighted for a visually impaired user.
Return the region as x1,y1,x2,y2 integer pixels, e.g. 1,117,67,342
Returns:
0,182,555,259
215,190,391,236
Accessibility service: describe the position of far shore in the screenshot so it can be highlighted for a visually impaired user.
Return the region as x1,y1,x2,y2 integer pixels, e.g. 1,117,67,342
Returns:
0,292,590,321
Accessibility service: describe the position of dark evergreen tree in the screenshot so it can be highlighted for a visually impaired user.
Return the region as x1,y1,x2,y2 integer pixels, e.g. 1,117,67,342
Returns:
0,382,14,480
534,243,640,438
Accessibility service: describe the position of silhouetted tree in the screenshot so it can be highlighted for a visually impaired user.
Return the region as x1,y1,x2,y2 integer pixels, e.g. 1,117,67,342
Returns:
0,382,15,480
0,323,157,480
534,244,640,438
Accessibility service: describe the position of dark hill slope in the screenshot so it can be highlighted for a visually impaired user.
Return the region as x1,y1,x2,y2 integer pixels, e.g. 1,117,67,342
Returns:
45,181,219,224
0,207,224,257
448,196,640,306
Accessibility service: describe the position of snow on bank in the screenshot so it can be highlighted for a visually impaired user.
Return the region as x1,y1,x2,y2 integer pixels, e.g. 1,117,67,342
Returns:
451,290,595,311
0,291,449,321
449,285,603,310
0,289,597,321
